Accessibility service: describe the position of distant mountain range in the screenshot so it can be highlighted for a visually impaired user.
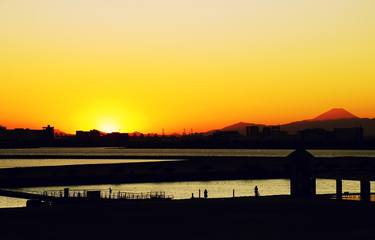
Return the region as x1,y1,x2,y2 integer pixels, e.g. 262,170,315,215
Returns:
54,129,73,137
217,108,375,137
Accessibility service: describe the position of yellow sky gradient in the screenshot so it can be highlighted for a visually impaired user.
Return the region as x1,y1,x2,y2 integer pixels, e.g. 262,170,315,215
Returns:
1,0,375,133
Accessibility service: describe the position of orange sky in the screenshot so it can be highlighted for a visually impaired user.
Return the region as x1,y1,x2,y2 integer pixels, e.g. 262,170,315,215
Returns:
1,0,375,134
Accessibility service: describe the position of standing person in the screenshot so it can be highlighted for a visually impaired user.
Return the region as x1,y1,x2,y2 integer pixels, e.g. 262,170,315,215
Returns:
254,186,259,197
204,189,208,199
109,187,112,199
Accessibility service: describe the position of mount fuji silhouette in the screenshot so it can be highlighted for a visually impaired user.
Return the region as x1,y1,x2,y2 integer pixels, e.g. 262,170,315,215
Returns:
313,108,358,121
217,108,375,136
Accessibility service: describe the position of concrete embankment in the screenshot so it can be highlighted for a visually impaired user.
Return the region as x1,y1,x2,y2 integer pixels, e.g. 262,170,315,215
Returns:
1,154,375,187
0,156,288,187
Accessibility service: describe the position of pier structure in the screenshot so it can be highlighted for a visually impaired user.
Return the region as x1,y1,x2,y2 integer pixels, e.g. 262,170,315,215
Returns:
287,149,374,201
289,149,316,199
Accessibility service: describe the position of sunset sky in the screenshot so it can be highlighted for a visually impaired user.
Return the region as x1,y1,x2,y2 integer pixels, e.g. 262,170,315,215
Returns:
1,0,375,134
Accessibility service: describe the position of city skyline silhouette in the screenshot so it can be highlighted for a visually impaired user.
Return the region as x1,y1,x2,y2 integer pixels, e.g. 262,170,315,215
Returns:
0,107,373,135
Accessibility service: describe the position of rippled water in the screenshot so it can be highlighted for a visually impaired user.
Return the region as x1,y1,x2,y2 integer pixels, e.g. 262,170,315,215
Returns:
0,148,292,157
0,159,176,169
0,179,371,208
1,148,375,169
1,148,374,208
1,148,375,158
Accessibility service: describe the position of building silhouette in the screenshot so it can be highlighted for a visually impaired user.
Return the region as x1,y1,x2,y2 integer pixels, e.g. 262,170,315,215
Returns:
0,123,370,148
299,128,330,143
246,126,260,138
0,125,55,146
76,130,101,141
333,127,363,143
212,131,241,138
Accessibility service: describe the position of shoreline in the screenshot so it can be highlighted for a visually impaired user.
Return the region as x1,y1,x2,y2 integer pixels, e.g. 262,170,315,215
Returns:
0,154,374,188
0,156,289,188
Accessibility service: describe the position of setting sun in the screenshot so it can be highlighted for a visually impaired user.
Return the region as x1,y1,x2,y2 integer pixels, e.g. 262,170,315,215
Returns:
70,100,147,134
97,118,121,133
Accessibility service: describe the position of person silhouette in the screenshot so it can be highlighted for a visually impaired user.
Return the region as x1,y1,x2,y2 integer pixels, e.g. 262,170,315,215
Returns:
254,186,259,197
204,189,208,199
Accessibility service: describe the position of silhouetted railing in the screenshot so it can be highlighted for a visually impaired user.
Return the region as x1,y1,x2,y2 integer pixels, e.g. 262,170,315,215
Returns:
39,189,173,200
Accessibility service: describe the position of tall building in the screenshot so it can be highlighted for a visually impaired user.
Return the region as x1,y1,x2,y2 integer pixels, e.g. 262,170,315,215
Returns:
333,127,363,142
246,126,260,137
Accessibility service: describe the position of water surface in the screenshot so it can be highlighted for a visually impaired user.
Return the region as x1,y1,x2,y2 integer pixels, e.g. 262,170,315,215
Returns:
0,159,176,169
1,148,375,169
1,148,374,208
0,179,370,208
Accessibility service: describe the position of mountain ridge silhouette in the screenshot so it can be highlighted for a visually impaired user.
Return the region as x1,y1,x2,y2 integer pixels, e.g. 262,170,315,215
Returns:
313,108,358,121
217,109,375,136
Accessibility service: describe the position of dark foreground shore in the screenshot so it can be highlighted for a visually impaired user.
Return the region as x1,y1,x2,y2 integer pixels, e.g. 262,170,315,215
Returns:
1,197,375,240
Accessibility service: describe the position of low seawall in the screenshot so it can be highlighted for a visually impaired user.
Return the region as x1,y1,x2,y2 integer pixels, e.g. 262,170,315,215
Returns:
1,154,375,188
0,156,288,187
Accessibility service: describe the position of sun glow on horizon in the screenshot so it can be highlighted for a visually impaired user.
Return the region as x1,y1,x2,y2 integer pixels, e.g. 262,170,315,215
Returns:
71,101,147,134
98,119,121,133
94,114,147,134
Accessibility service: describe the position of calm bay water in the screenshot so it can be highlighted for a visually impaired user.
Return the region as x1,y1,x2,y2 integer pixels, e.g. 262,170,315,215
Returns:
1,148,375,208
0,179,370,208
2,148,375,158
0,159,176,169
1,148,375,169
